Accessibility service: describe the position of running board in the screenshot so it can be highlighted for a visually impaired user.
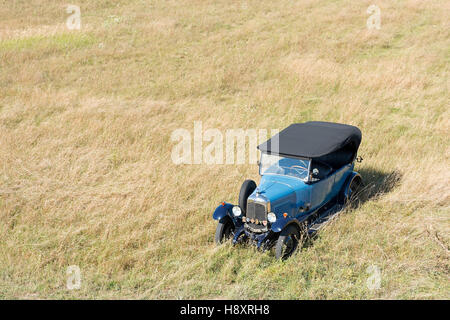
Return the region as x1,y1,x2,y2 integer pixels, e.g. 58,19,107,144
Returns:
307,203,344,235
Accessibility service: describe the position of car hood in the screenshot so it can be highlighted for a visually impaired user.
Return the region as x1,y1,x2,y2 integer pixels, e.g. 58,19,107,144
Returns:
254,175,304,203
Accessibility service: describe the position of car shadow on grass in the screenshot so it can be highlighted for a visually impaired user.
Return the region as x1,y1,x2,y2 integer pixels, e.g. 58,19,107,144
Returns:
356,167,402,203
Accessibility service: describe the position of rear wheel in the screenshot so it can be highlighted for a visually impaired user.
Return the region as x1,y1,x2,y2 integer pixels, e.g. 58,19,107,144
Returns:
347,176,363,205
275,225,301,260
215,218,235,244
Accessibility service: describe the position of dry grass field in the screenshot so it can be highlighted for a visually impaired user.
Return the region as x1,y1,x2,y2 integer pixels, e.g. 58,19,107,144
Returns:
0,0,449,299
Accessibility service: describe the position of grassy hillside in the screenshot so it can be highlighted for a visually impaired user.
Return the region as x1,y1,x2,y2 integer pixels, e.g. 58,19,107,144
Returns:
0,0,448,299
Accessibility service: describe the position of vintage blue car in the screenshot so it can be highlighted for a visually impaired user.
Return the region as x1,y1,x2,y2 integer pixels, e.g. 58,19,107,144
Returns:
212,121,363,259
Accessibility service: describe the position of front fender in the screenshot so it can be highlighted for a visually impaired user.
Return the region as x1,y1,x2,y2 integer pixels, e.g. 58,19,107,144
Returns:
212,202,244,228
212,202,234,221
270,216,302,233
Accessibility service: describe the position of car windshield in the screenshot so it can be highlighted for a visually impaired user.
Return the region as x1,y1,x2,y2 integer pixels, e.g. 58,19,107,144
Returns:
260,153,310,181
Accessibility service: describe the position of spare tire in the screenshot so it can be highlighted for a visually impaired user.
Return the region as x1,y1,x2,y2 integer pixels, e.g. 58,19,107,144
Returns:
238,180,257,214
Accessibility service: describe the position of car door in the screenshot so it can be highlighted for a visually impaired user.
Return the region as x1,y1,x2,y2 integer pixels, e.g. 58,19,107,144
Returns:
332,164,352,198
309,173,335,210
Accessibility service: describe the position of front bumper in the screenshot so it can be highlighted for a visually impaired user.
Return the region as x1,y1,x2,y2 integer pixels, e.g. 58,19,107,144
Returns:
232,225,276,250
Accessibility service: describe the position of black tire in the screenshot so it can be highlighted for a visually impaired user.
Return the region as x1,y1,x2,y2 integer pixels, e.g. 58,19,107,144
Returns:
214,218,235,244
347,176,363,206
239,180,257,214
275,225,301,260
339,175,363,205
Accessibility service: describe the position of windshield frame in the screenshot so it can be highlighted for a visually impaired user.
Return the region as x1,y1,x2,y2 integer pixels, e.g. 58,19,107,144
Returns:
258,152,312,182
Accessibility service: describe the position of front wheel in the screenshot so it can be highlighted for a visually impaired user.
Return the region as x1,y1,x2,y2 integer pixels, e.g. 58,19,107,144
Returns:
215,218,235,244
275,225,301,260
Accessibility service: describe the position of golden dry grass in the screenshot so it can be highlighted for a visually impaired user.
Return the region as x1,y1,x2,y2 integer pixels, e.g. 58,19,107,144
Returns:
0,0,449,299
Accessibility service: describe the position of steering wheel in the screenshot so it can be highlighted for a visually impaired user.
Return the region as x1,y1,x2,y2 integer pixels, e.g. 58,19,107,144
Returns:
291,165,308,170
290,165,308,175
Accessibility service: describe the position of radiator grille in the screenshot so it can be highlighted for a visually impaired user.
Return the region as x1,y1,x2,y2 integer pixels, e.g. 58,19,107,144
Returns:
246,202,267,222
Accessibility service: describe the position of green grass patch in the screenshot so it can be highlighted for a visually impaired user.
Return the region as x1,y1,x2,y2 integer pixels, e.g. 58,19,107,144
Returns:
0,32,96,52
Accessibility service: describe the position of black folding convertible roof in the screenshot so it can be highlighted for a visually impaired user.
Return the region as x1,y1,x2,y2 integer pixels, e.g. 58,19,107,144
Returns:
258,121,362,160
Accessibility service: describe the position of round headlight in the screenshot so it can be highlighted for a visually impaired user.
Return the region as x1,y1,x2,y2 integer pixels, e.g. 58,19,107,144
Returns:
232,206,242,217
267,212,276,223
